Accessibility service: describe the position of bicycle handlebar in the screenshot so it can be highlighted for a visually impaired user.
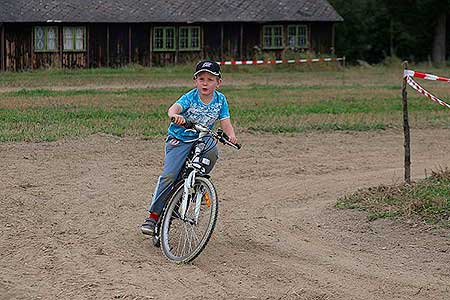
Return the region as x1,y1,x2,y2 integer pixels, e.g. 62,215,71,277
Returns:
171,117,241,150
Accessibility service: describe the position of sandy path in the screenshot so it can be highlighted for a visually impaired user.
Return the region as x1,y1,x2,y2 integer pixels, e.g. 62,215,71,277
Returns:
1,129,449,299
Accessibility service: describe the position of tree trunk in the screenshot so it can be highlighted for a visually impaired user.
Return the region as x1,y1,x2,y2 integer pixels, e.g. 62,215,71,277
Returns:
431,12,446,65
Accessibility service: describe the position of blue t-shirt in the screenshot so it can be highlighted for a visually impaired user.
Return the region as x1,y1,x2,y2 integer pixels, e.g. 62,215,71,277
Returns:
168,88,230,141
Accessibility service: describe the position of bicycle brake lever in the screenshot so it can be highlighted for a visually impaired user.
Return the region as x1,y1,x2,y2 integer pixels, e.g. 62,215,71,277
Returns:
217,129,241,149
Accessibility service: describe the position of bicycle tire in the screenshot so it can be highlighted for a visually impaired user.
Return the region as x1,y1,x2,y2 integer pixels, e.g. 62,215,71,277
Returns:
160,176,218,263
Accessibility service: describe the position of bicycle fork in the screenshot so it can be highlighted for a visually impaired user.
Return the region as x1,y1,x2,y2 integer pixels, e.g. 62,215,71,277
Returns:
179,170,203,224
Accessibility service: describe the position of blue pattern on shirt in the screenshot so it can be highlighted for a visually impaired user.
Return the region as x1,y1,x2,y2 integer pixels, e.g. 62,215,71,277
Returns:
167,88,230,141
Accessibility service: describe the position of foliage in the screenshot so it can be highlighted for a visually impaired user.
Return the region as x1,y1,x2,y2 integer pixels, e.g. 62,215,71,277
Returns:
329,0,450,63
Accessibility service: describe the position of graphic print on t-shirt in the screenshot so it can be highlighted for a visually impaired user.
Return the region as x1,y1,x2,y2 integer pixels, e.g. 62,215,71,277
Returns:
183,102,223,128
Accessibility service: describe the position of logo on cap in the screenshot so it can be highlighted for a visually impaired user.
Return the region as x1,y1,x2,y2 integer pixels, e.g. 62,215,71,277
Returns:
194,60,222,78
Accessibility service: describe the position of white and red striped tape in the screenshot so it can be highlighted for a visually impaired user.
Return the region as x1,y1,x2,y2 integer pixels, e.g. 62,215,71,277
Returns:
218,57,344,65
404,70,450,83
404,71,450,109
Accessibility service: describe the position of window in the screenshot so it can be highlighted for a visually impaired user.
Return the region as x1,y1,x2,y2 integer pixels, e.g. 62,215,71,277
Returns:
63,27,86,51
262,25,283,49
34,27,58,52
153,27,176,51
288,25,308,48
179,26,201,51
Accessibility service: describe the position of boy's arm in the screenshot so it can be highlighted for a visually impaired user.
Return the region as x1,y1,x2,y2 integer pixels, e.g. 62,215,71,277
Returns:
168,103,185,125
220,118,237,144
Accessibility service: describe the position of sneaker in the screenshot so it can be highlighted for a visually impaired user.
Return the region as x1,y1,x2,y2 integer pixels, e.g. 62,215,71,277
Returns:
141,218,157,236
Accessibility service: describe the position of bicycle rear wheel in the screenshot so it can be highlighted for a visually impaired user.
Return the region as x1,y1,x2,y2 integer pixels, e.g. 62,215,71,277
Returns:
160,176,218,263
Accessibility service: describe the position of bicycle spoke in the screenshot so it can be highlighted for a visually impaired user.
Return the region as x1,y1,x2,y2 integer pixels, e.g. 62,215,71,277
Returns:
161,178,218,263
182,222,190,256
175,221,184,256
189,223,201,245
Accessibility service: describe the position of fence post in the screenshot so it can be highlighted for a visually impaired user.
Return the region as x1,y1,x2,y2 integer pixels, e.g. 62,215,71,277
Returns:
1,24,4,72
402,61,411,184
342,56,346,85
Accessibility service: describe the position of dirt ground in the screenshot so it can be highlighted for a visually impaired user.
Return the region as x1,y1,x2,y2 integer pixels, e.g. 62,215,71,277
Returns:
1,128,449,300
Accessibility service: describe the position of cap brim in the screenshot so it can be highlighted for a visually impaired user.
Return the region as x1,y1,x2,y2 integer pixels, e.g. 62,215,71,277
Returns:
193,69,221,78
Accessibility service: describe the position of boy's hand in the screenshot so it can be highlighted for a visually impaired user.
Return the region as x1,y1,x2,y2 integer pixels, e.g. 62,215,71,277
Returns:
170,114,186,126
219,118,237,144
228,135,238,144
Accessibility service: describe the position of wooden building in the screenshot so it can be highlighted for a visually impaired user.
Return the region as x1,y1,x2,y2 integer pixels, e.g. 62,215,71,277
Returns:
0,0,343,71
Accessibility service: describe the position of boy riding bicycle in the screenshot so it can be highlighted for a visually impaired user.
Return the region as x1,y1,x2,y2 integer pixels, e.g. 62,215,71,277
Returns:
141,60,238,235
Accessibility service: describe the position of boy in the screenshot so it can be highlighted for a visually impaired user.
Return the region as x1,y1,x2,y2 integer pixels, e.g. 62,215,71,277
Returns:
141,60,237,235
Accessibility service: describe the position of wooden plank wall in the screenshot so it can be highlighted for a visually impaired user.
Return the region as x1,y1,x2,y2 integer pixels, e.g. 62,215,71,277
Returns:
90,25,107,68
1,22,335,71
310,22,333,54
1,24,4,71
5,25,31,71
131,24,150,66
63,53,87,68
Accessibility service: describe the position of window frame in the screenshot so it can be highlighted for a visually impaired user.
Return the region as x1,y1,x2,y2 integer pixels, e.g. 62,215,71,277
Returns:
34,26,59,53
287,25,308,49
179,26,201,51
153,27,176,52
262,25,284,49
63,27,87,52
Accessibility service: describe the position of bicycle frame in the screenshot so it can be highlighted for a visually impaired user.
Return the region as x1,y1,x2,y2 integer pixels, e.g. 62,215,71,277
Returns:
180,126,212,223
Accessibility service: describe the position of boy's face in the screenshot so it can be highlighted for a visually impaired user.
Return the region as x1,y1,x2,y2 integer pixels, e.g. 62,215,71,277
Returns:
194,71,222,99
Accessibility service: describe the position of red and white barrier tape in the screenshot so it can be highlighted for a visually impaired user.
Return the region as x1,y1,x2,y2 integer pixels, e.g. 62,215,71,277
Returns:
218,57,344,65
404,69,450,82
405,76,450,109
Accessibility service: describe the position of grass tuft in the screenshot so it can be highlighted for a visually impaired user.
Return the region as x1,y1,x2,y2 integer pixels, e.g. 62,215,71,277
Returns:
336,168,450,227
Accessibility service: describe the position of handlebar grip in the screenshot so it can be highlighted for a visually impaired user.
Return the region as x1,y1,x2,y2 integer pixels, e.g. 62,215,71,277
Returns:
170,117,194,129
217,129,241,149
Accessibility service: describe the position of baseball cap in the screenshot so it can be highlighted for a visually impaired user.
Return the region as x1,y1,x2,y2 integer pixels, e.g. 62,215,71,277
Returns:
193,60,221,78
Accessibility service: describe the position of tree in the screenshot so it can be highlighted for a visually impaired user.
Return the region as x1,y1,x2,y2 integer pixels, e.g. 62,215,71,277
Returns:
329,0,391,63
330,0,450,64
430,4,448,65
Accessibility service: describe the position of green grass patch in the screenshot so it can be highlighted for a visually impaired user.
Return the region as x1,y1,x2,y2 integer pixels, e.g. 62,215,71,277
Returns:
1,65,450,141
1,86,450,141
336,168,450,227
6,87,188,98
0,106,169,142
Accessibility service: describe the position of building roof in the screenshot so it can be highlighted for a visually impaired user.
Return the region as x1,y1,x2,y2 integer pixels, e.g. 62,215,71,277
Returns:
0,0,343,23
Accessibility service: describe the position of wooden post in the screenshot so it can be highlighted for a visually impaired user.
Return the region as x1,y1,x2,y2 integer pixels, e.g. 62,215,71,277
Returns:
331,23,336,55
149,25,153,67
240,24,244,59
1,24,4,71
59,26,63,68
342,56,346,85
220,24,224,59
128,25,132,64
308,24,312,53
402,61,411,184
201,25,204,59
86,26,90,68
175,26,178,65
31,26,34,70
106,25,110,67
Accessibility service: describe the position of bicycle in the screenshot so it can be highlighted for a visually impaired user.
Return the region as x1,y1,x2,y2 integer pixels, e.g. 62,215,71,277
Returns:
150,119,241,263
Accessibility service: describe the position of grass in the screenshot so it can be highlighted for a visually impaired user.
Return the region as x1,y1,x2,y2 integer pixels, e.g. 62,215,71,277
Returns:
336,168,450,227
1,63,450,141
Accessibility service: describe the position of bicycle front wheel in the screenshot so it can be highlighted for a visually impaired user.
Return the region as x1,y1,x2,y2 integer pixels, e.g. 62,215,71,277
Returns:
160,176,218,263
